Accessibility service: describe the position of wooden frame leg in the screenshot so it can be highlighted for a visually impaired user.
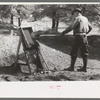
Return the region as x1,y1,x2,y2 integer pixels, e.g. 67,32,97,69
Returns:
14,37,21,69
24,51,32,74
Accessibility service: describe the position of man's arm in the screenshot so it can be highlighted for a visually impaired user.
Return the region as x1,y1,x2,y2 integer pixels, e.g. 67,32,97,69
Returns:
60,18,80,36
86,22,92,34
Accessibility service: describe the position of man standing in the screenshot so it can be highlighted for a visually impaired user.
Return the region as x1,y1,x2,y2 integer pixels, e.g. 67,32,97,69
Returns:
60,8,92,72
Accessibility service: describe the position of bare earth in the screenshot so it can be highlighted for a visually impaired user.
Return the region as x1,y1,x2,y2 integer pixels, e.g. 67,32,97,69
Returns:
0,35,100,81
0,18,100,81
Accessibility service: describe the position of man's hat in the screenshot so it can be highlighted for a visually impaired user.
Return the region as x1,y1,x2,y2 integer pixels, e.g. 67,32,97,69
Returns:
72,8,82,15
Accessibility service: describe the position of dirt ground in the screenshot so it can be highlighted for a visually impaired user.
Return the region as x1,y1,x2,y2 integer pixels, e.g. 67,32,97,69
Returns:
0,18,100,81
0,34,100,81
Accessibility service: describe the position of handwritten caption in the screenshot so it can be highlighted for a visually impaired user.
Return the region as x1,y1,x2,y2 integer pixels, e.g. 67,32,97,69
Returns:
49,85,61,90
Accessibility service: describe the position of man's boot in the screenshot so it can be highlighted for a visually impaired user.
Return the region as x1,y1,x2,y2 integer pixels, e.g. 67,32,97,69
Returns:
77,57,87,72
64,56,76,71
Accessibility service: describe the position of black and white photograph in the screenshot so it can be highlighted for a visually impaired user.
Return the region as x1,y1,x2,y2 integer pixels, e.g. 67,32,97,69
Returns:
0,3,100,82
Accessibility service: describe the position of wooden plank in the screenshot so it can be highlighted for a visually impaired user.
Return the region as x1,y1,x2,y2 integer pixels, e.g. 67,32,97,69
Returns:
22,28,35,47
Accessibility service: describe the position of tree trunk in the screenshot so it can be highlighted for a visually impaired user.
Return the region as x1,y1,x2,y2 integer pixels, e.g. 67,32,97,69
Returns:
52,18,56,30
17,10,21,26
18,18,21,26
10,14,13,24
34,16,37,21
55,18,59,32
82,6,86,15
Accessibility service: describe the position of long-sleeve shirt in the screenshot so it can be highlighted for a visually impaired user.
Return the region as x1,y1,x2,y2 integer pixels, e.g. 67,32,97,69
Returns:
62,14,92,35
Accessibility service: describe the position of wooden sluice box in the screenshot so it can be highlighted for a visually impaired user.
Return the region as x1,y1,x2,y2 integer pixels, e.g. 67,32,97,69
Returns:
14,27,48,74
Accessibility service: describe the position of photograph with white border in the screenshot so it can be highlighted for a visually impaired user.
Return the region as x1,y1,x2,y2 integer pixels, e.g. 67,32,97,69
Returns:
0,2,99,98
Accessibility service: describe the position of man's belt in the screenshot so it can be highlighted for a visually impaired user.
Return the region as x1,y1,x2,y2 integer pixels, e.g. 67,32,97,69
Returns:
74,33,86,35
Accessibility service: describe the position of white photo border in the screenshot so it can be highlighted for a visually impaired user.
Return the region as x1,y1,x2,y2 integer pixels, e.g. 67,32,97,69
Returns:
0,2,99,98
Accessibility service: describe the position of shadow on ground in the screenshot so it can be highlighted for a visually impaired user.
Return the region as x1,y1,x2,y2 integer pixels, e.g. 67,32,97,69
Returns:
39,35,100,61
0,64,21,75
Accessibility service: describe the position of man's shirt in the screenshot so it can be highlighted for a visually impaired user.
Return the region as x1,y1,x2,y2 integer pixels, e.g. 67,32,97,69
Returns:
62,14,92,35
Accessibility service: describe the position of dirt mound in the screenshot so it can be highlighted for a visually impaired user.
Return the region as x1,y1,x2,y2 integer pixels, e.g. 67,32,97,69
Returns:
0,35,20,66
39,42,71,71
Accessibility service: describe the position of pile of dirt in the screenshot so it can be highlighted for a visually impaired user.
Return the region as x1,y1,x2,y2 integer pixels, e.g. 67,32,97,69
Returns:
0,35,20,66
39,42,71,71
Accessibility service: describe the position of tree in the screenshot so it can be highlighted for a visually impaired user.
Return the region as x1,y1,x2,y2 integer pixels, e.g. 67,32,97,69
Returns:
0,5,11,21
1,4,100,28
63,4,100,21
39,4,68,31
10,5,31,26
31,5,42,21
15,5,31,26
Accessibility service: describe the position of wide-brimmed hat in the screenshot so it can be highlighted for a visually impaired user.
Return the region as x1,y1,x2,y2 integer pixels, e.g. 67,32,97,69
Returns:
72,8,82,15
